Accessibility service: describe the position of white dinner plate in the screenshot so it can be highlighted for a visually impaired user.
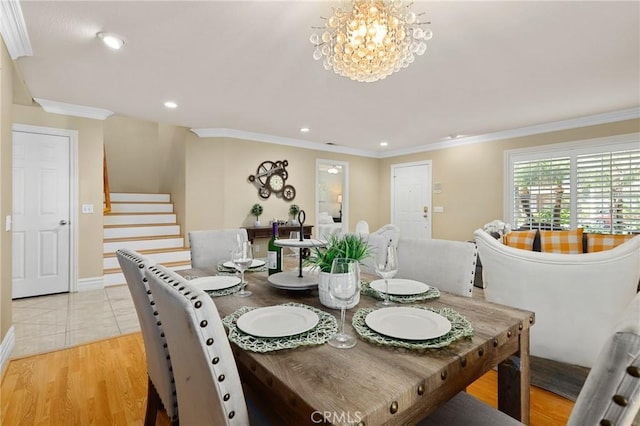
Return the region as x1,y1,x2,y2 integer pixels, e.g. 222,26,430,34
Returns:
236,306,320,338
365,307,451,340
188,276,241,291
222,259,265,269
370,279,430,295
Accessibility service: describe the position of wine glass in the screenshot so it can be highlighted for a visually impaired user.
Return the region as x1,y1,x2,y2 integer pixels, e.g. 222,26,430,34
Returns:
232,241,253,297
374,242,398,307
327,258,360,349
289,231,300,257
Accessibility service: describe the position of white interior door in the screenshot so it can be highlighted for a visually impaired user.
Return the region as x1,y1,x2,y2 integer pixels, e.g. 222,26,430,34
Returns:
391,161,432,240
12,129,71,298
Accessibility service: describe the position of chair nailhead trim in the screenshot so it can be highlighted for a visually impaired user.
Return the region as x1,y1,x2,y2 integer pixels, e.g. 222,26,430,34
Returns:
153,311,158,316
200,320,208,327
195,301,202,308
143,277,148,282
157,321,162,326
228,411,235,419
613,394,628,406
147,290,151,295
223,393,230,401
212,357,220,364
627,366,640,378
206,338,214,345
600,419,613,426
179,286,185,291
218,374,225,382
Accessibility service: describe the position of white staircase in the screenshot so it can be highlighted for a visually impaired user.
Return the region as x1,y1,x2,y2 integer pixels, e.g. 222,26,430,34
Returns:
103,193,191,286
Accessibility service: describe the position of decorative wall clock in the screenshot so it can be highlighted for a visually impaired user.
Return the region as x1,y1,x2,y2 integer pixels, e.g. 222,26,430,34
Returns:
248,160,296,201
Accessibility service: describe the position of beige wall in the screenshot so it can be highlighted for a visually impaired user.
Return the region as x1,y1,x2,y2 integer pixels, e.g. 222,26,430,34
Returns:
184,137,380,257
12,104,105,280
1,39,13,342
380,119,640,241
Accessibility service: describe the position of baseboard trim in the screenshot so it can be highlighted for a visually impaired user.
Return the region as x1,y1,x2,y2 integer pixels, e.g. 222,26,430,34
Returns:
77,276,104,291
0,326,16,377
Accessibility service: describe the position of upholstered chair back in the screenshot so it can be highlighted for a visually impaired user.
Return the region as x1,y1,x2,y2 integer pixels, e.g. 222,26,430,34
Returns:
116,249,178,423
474,229,640,368
354,220,370,235
396,238,477,297
145,264,249,426
188,229,248,270
568,291,640,425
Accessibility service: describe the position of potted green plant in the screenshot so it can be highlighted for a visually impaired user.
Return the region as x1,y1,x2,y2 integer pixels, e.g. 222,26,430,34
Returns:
305,233,371,309
289,204,300,225
250,203,263,226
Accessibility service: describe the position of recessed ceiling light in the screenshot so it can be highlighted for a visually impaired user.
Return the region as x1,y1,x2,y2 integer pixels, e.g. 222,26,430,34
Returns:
380,141,389,147
164,101,178,109
299,127,310,133
97,32,124,50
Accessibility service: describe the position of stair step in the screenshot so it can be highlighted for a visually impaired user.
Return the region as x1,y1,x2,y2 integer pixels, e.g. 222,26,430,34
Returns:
104,224,180,239
110,193,171,203
109,203,174,213
104,248,191,269
104,260,192,287
104,213,177,226
104,236,184,253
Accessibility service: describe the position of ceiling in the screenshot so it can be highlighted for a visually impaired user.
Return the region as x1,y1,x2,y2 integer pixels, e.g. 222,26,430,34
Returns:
11,1,640,157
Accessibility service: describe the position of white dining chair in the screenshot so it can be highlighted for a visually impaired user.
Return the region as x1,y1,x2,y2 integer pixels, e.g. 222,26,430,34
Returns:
116,249,178,426
188,228,248,270
420,291,640,425
396,238,477,297
354,220,370,235
145,264,274,425
360,224,400,274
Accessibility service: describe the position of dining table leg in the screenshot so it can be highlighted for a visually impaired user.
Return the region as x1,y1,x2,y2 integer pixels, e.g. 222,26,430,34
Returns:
497,327,531,425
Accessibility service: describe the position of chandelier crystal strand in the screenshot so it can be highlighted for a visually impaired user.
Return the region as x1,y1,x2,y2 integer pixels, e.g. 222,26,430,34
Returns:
310,0,433,83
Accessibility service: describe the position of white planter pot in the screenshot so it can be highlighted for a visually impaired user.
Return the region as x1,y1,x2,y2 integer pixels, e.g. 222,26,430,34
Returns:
317,271,360,310
290,219,299,226
254,220,261,227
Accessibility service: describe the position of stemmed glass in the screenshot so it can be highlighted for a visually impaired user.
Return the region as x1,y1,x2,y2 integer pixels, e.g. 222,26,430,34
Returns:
327,258,360,349
232,241,253,298
289,231,300,257
374,242,398,307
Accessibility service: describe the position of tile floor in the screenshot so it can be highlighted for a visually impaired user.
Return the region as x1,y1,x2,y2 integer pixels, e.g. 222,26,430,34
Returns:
10,285,139,359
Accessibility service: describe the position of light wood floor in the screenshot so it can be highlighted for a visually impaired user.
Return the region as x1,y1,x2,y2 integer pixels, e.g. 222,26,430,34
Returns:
1,332,574,425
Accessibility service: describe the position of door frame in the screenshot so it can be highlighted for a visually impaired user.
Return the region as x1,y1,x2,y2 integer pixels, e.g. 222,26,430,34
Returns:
12,123,79,293
390,160,433,239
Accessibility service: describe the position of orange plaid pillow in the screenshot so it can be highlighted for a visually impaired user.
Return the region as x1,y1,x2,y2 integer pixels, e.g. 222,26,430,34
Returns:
539,229,584,254
587,234,636,253
503,230,537,250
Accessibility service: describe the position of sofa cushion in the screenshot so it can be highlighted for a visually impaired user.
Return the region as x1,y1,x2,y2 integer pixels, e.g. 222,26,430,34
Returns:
504,230,537,250
587,234,637,253
539,228,584,254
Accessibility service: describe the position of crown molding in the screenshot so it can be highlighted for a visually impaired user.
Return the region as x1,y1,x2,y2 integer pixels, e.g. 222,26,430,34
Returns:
192,108,639,159
190,127,380,158
0,0,32,59
381,107,640,158
34,98,114,120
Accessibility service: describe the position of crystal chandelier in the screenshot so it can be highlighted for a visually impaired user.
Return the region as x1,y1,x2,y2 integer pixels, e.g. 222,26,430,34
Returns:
310,0,433,83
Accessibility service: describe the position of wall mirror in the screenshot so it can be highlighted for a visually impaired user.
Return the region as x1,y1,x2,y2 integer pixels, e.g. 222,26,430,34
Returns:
315,159,349,240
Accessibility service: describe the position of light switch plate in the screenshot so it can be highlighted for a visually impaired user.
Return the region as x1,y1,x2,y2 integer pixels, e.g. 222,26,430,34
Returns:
434,206,444,213
5,215,11,231
82,204,94,214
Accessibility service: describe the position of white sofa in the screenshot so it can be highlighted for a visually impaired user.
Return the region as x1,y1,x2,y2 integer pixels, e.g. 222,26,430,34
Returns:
474,229,640,368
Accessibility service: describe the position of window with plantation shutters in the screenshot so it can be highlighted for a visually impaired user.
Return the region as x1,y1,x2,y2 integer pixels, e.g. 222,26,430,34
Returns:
576,149,640,234
505,134,640,235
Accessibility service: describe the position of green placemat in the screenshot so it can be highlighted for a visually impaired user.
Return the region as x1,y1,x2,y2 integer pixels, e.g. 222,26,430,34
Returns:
352,306,473,350
217,260,267,274
360,280,440,303
223,303,338,353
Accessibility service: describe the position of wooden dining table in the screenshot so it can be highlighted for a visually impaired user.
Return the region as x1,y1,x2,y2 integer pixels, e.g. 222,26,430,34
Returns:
180,263,534,425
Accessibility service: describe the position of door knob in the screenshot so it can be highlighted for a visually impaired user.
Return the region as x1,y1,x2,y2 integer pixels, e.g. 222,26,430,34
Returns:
59,220,68,226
